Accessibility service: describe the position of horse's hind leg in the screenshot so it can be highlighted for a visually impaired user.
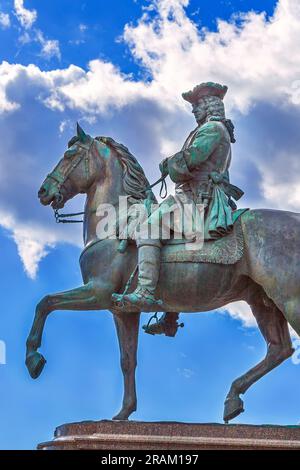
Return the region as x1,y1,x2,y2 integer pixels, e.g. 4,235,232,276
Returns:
26,281,106,379
279,298,300,338
113,311,140,420
224,289,294,423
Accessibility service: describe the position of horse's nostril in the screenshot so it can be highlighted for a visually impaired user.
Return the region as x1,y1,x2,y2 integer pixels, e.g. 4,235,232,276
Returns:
38,187,46,197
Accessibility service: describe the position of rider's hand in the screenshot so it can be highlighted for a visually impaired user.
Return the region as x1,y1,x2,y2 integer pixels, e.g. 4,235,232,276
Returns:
159,158,169,177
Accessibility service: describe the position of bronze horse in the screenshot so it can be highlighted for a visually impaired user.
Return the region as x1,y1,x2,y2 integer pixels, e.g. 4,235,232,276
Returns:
26,125,299,423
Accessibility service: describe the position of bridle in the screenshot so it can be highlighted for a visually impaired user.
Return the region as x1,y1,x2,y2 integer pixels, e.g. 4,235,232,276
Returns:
48,136,168,224
47,138,95,223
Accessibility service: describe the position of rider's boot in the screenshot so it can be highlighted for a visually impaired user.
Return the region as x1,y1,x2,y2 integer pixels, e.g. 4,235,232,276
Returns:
112,241,162,311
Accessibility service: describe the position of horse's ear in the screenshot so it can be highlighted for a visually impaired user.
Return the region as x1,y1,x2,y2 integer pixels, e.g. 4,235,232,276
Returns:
77,122,88,143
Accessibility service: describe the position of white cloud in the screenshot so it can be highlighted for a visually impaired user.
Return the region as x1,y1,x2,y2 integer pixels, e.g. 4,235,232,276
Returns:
14,1,60,60
220,302,257,328
0,61,21,112
1,0,300,117
69,24,88,45
0,61,80,114
79,23,87,33
177,367,195,379
59,119,71,135
123,0,300,112
0,12,10,28
0,212,55,279
69,38,85,46
2,0,300,118
263,176,300,211
221,302,299,339
290,328,299,340
14,0,37,29
36,30,61,60
13,231,50,279
18,30,31,45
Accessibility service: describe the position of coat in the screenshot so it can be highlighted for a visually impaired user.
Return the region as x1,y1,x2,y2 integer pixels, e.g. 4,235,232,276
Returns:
150,119,245,241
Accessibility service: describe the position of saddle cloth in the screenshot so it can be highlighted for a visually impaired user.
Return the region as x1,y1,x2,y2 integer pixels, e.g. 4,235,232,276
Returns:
161,217,244,265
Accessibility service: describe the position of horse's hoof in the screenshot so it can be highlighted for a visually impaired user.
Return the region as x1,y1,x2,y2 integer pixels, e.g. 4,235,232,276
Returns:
26,351,46,379
112,406,135,421
112,412,129,421
223,396,244,423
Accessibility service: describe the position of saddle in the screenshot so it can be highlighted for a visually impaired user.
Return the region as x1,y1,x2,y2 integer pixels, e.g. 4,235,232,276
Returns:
161,216,245,265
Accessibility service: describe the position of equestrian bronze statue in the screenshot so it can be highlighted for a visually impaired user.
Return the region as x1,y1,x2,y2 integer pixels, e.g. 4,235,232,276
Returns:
26,83,298,424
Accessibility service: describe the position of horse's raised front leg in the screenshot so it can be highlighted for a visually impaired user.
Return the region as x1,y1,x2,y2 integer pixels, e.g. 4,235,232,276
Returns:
113,311,140,420
223,289,294,423
26,281,108,379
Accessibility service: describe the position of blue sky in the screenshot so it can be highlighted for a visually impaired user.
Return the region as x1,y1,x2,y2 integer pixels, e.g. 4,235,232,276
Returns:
0,0,300,450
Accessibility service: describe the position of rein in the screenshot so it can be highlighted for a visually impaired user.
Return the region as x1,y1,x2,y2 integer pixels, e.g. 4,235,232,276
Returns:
146,175,168,199
54,209,84,224
52,137,168,224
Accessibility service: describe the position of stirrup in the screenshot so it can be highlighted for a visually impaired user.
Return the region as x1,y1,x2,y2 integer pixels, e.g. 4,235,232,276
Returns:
143,313,184,337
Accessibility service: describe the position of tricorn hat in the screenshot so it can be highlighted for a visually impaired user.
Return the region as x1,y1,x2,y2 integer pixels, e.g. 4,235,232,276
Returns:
182,82,228,104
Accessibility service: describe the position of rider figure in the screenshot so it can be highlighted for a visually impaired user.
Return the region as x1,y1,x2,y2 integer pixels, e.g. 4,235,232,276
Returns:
112,82,243,319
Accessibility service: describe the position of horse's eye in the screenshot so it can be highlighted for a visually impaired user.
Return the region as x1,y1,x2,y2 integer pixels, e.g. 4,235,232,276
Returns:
64,147,77,158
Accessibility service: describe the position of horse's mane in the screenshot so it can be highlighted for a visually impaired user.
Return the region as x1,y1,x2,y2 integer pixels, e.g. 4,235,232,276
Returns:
95,136,157,202
68,134,157,202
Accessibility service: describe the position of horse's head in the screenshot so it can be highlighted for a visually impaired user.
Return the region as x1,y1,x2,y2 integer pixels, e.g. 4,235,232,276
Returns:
39,123,155,213
38,123,108,209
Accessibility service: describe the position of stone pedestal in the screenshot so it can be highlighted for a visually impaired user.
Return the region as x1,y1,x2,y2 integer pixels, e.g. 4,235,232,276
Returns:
38,420,300,450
